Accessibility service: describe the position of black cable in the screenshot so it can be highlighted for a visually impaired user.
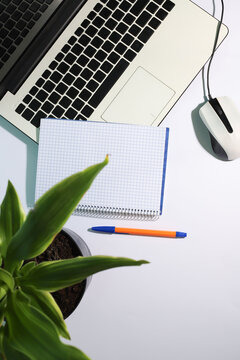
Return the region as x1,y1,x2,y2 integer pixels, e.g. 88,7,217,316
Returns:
206,0,225,100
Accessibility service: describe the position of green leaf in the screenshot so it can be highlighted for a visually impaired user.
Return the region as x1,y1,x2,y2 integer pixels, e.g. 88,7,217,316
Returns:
21,286,70,340
64,345,91,360
19,261,36,277
5,157,108,273
0,181,26,258
2,331,31,360
5,290,91,360
0,268,14,292
20,255,149,291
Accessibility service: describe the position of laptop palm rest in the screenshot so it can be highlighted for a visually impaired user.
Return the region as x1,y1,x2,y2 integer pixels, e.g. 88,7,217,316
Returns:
102,67,175,126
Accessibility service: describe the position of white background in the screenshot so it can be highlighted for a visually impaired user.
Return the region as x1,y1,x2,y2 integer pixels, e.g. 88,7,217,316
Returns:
1,1,240,359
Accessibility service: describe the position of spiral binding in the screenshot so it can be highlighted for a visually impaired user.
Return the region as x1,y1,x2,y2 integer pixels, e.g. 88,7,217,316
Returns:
73,205,159,220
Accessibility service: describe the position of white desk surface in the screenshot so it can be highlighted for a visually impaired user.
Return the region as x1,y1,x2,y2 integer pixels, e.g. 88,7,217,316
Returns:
1,1,240,359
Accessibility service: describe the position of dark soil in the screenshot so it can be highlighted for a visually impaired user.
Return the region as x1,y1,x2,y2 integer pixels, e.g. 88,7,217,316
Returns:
30,230,86,319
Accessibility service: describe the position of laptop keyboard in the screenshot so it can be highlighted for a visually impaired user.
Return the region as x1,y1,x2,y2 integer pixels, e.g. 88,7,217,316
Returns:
15,0,175,127
0,0,53,70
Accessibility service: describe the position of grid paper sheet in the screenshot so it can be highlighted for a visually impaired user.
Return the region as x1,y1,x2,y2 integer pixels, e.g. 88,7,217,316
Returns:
35,119,169,218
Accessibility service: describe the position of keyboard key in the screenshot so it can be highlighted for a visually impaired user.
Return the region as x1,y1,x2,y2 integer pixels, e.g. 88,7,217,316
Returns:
23,94,32,104
124,49,137,61
50,71,62,83
89,58,129,108
55,82,68,95
79,34,91,46
62,73,75,85
107,51,120,64
84,45,96,57
86,79,99,92
102,40,114,53
87,11,96,20
122,33,134,46
79,89,92,101
29,86,38,96
73,78,86,90
146,2,158,13
52,105,65,117
69,64,82,76
95,49,108,62
57,62,70,74
91,36,104,48
116,22,128,34
66,87,78,99
64,53,77,65
36,89,48,101
49,60,58,70
72,98,84,111
119,1,132,11
93,70,106,82
36,78,44,87
42,101,54,113
155,8,168,20
81,68,93,81
131,40,143,52
149,17,161,30
130,0,149,16
88,58,101,71
92,16,105,28
105,18,117,30
100,60,113,73
22,108,34,121
99,7,111,19
123,13,135,25
129,24,141,36
75,27,84,37
29,99,41,111
136,11,151,27
16,103,25,114
72,43,84,56
77,54,89,67
65,108,78,119
85,25,98,37
81,19,90,28
138,27,154,42
154,0,164,5
109,31,121,43
43,80,55,92
162,0,175,11
42,70,51,79
112,9,125,21
31,111,47,128
81,105,94,117
49,92,61,103
94,3,103,12
59,96,72,108
98,27,110,39
106,0,118,10
115,43,127,55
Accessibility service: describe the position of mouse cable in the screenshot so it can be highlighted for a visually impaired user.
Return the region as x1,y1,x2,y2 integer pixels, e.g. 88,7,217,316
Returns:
206,0,225,100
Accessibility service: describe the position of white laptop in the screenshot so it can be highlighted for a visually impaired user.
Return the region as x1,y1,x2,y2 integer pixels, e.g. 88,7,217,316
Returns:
0,0,228,142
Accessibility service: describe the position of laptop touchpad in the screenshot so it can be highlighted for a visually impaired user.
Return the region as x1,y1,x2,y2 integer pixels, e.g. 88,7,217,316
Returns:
102,67,175,126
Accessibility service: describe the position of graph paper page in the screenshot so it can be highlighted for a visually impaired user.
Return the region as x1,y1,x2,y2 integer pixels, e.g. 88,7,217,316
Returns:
35,119,169,216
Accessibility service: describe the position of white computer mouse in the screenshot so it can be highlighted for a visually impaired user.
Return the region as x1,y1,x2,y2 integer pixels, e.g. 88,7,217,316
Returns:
199,96,240,160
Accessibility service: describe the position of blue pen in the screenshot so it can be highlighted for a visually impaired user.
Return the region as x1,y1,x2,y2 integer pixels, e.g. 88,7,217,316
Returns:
91,226,187,238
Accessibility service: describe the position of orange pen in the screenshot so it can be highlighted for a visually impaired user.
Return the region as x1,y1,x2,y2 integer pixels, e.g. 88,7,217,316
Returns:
91,226,187,238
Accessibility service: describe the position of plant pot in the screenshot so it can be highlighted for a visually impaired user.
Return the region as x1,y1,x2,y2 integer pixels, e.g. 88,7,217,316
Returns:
31,228,91,319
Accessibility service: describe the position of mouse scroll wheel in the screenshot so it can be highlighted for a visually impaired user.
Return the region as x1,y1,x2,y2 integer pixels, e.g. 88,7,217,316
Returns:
209,98,233,133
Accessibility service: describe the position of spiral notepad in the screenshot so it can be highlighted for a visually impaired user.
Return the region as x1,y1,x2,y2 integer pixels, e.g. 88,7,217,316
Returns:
35,119,169,219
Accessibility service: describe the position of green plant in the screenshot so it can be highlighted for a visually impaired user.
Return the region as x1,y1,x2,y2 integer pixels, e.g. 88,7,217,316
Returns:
0,156,148,360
